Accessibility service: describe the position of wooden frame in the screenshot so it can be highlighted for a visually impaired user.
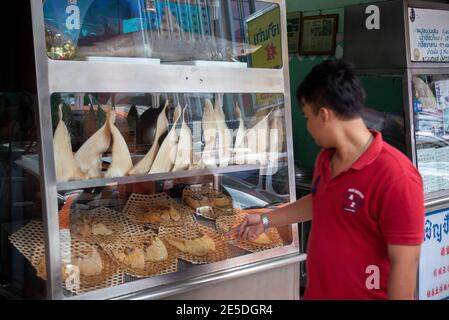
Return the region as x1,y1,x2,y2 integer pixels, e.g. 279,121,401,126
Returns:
299,14,338,56
287,11,302,53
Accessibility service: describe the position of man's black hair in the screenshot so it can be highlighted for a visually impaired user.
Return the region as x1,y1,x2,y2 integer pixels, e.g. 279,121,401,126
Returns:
296,59,366,119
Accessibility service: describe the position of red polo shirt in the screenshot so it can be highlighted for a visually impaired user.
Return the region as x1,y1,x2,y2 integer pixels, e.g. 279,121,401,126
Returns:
304,130,424,300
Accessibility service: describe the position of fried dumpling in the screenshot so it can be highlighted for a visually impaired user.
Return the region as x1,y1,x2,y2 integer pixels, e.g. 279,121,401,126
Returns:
215,98,232,167
75,109,113,179
144,237,168,262
251,232,273,245
165,234,216,256
73,247,103,276
201,99,217,168
104,110,133,178
172,106,193,172
91,222,114,236
129,101,169,175
149,104,182,174
115,246,145,269
233,103,247,165
53,104,85,182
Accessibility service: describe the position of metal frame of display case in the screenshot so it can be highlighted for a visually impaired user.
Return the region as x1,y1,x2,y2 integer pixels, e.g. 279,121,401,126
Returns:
29,0,303,300
344,0,449,300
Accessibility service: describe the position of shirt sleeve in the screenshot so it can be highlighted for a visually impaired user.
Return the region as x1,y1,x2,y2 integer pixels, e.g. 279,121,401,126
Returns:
378,175,425,245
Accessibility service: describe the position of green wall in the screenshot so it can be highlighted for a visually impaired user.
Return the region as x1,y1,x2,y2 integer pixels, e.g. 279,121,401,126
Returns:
286,0,389,168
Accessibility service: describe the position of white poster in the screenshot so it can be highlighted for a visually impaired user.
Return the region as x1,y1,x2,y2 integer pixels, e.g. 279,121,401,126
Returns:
419,209,449,300
408,7,449,62
417,147,439,194
435,146,449,191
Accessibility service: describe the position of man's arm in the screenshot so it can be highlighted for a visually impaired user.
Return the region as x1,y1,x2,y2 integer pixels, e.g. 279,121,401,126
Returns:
228,194,313,241
387,244,421,300
265,194,313,228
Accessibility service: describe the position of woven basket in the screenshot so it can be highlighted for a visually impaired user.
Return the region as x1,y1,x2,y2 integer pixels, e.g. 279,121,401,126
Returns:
182,185,234,220
123,192,196,229
32,241,123,295
102,234,178,278
158,224,229,264
9,220,124,295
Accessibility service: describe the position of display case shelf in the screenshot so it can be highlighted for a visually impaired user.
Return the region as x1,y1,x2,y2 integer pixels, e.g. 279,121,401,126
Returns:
48,60,285,94
56,164,263,192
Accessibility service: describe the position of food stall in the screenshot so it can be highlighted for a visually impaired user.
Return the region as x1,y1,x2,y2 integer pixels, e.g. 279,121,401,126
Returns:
0,0,302,300
344,0,449,300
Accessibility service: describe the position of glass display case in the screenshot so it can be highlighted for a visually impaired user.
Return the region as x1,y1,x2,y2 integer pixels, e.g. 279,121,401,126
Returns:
0,0,301,300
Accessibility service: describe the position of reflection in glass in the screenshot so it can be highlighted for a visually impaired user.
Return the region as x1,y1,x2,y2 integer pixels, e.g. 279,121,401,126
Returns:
413,74,449,195
43,0,283,68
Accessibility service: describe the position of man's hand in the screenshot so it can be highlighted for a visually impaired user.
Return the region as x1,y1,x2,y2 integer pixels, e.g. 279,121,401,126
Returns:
225,214,264,241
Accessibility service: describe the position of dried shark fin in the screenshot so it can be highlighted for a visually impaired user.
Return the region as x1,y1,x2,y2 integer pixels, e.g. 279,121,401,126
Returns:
268,108,285,171
246,109,273,166
215,98,232,167
172,106,193,172
104,110,133,178
234,102,247,165
201,98,217,168
149,104,182,174
53,104,85,182
75,108,113,179
129,101,169,176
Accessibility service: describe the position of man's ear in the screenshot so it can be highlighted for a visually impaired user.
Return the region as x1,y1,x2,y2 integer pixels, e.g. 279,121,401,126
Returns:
318,107,331,123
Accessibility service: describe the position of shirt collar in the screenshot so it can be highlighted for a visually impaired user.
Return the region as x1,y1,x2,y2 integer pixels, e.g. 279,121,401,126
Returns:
321,129,383,176
351,129,383,170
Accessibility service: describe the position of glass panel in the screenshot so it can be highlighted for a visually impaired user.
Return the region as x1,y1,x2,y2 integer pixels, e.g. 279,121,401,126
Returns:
360,74,406,155
48,92,290,297
0,93,46,299
413,74,449,196
43,0,283,69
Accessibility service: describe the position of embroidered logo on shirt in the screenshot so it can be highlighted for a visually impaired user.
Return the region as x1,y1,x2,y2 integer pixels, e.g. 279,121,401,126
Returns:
343,188,365,213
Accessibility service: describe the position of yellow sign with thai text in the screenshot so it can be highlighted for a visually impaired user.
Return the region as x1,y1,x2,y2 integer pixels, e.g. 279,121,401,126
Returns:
247,5,282,69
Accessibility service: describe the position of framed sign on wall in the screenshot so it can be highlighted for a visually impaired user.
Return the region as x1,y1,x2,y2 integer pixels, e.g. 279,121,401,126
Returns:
299,14,338,56
287,11,301,53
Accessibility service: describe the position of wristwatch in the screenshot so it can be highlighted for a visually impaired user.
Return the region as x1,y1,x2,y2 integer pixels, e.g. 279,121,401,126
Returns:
261,214,270,231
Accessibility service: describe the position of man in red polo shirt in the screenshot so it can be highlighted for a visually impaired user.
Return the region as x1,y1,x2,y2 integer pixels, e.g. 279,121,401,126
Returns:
228,60,424,300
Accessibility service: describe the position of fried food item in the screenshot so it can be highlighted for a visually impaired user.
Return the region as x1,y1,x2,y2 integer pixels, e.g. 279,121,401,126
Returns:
53,104,85,182
113,246,145,269
36,257,68,280
73,247,103,276
165,234,216,256
169,206,181,222
209,195,232,208
184,194,209,209
91,222,114,236
137,204,181,224
143,237,168,262
230,221,272,245
250,232,273,245
72,215,114,238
